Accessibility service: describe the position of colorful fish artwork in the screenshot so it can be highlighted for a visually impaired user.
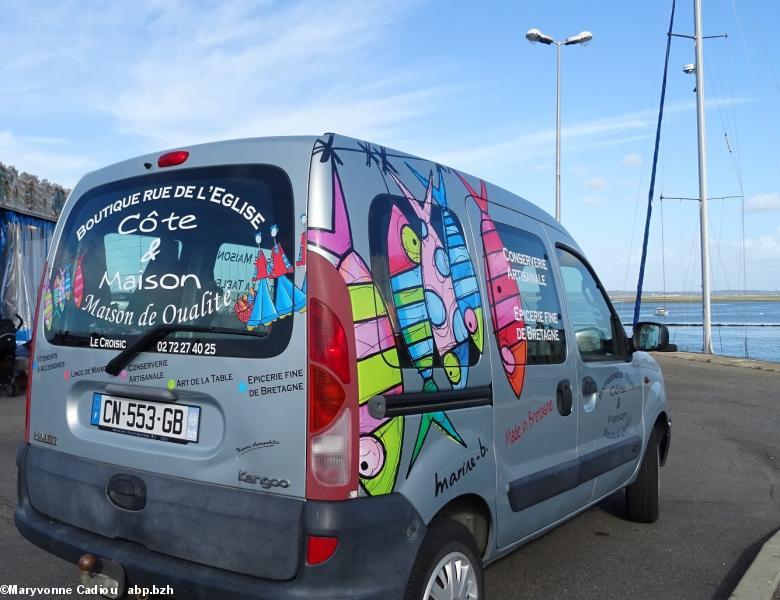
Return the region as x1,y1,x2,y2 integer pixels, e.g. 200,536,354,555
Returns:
387,170,468,474
407,163,484,355
62,265,72,301
388,170,470,390
309,165,405,496
73,255,84,308
43,286,53,331
52,272,64,314
457,173,527,397
386,205,437,393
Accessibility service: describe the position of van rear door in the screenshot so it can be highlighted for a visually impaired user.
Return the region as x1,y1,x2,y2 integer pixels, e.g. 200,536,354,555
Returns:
25,142,311,579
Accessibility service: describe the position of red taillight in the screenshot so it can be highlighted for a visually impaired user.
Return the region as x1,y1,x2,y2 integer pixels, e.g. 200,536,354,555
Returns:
306,535,338,565
26,261,47,443
309,299,350,384
309,364,345,432
306,253,358,501
157,150,189,168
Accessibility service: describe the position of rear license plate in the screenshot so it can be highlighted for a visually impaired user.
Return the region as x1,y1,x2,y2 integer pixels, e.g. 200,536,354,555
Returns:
90,393,200,443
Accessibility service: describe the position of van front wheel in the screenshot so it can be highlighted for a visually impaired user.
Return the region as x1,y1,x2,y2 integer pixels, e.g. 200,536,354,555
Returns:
405,518,482,600
625,428,661,523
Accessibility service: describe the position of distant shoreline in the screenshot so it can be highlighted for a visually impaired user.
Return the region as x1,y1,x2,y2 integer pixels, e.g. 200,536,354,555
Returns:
610,295,780,303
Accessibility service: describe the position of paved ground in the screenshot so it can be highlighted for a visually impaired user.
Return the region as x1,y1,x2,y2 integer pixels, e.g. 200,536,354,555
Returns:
0,353,778,599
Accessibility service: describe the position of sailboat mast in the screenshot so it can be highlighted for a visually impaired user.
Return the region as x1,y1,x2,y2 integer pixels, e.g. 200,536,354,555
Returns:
694,0,714,354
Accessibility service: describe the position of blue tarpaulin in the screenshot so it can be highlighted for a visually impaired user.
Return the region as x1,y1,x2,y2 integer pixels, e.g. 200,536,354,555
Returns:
0,211,54,342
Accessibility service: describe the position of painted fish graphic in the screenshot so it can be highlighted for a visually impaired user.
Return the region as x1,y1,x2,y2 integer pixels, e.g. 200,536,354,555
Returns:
62,265,72,301
73,255,84,308
309,165,405,496
456,172,527,397
52,273,64,314
386,204,437,393
407,163,484,355
388,170,468,474
43,286,53,331
388,170,469,390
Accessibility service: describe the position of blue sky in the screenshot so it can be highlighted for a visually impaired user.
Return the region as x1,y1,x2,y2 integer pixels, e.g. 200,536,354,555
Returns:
2,0,779,291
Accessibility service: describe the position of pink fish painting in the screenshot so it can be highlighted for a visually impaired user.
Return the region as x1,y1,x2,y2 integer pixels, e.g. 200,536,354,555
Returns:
386,204,437,392
62,265,72,300
52,272,64,314
388,170,470,390
457,172,527,397
43,286,53,331
73,255,84,308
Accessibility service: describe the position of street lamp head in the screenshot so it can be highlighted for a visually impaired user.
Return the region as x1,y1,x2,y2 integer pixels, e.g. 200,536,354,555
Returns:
565,31,593,46
683,63,696,74
526,28,554,45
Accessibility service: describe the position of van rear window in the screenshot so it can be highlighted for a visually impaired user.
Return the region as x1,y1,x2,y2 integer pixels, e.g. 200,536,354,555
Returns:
44,165,296,358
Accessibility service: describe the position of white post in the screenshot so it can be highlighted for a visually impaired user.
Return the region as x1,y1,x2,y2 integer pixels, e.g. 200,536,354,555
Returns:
555,41,562,222
694,0,714,354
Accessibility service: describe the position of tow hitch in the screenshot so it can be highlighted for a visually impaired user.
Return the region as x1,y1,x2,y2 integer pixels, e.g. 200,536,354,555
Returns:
78,553,125,599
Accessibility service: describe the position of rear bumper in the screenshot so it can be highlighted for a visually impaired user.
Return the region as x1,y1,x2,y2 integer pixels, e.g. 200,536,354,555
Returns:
15,444,424,599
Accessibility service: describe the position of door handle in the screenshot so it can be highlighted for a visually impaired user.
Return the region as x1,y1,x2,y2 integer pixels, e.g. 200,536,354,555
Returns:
582,376,598,413
556,379,573,416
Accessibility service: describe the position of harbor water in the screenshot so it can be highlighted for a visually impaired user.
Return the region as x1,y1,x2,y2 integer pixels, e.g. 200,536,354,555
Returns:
613,300,780,363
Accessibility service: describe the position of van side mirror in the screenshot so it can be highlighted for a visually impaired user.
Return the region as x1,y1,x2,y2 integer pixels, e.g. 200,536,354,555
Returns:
632,322,676,352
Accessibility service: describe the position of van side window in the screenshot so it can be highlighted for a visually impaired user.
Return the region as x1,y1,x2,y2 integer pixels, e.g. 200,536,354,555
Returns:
556,247,621,361
368,195,482,374
493,223,566,364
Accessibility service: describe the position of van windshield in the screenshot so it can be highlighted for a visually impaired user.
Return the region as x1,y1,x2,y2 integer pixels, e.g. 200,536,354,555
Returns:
45,164,298,358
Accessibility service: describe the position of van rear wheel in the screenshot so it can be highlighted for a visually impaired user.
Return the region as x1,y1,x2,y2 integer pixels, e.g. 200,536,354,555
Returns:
405,518,482,600
626,428,661,523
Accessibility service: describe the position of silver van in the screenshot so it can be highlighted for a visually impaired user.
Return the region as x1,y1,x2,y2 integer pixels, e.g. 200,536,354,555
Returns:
15,134,672,599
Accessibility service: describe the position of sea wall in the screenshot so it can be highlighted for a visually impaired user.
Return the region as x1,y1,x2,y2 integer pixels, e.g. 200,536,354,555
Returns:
0,162,67,222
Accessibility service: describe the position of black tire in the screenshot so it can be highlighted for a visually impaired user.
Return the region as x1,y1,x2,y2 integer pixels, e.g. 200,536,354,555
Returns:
626,428,661,523
404,518,483,600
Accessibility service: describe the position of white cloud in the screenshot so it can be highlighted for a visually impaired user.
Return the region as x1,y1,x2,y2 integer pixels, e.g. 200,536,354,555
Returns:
429,111,652,177
99,0,449,147
426,95,757,180
621,152,642,166
742,229,780,257
0,0,456,185
583,195,605,206
0,131,95,188
745,192,780,213
584,177,607,191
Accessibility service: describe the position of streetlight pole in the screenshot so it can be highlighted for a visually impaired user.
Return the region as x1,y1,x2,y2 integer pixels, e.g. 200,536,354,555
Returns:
555,41,562,222
526,28,592,223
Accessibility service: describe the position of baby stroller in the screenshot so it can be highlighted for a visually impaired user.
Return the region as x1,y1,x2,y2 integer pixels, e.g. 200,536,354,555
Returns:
0,314,24,397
